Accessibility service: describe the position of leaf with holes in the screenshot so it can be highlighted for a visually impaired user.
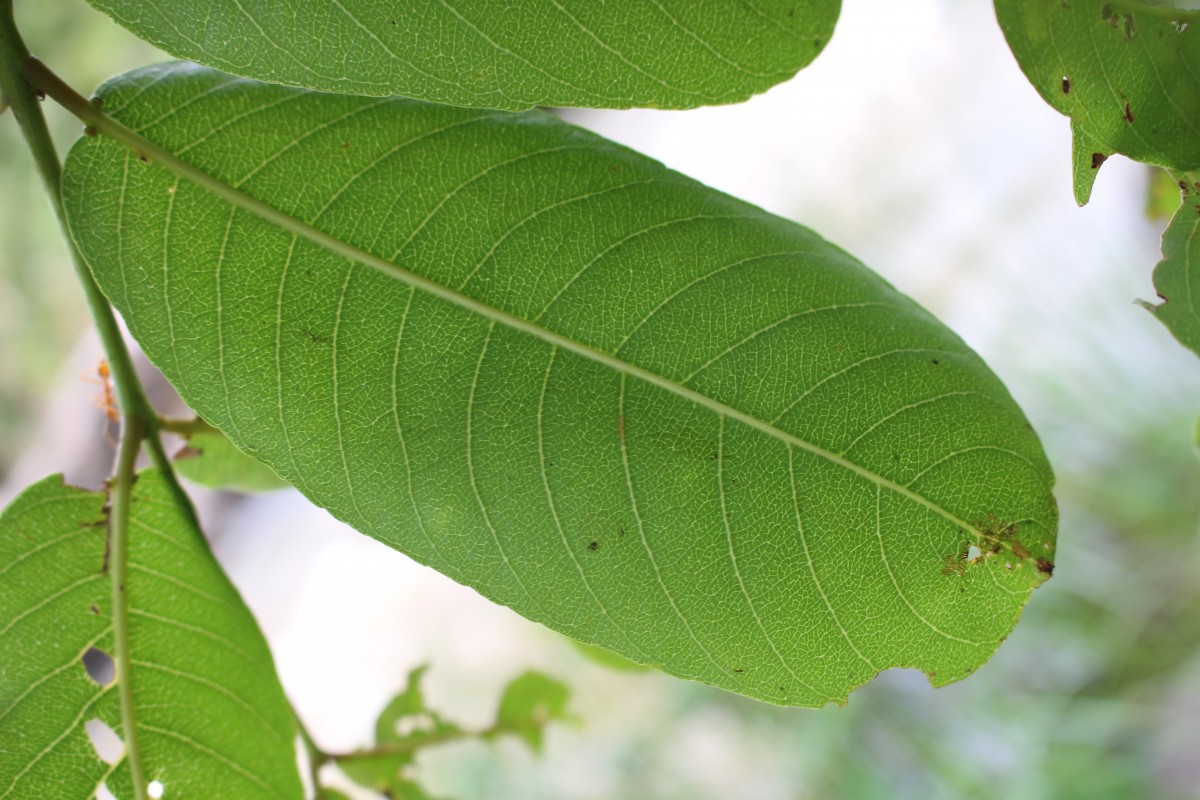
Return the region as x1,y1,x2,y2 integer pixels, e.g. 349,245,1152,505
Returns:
492,672,572,753
0,472,302,799
83,0,839,110
63,63,1057,707
995,0,1200,204
1142,175,1200,358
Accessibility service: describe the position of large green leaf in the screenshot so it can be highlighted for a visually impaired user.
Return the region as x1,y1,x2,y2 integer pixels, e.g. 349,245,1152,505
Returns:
995,0,1200,204
63,64,1058,707
1142,174,1200,358
83,0,838,110
0,472,303,799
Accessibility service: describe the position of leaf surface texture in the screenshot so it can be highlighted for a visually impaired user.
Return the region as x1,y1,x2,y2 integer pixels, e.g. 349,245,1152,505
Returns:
63,64,1058,706
84,0,838,110
0,472,302,799
996,0,1200,201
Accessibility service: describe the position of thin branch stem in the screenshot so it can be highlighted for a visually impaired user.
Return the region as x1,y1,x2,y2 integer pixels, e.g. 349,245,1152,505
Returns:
0,5,200,797
109,414,149,799
331,723,508,763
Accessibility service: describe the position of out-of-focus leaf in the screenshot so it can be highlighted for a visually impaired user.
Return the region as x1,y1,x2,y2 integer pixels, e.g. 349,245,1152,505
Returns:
570,639,653,673
1147,167,1185,223
173,420,290,493
492,672,572,753
83,0,840,111
996,0,1200,203
0,471,302,798
375,666,461,746
64,63,1058,708
1142,174,1200,358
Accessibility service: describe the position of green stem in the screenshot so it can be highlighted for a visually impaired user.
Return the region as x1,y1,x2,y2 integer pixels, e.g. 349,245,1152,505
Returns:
332,722,510,763
0,5,196,797
109,414,149,800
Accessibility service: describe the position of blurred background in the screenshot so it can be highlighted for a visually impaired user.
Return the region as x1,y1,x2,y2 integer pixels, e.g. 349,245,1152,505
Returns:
3,1,1200,798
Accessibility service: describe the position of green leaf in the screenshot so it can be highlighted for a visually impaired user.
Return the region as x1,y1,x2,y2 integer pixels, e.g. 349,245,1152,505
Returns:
173,419,290,492
1142,175,1200,358
996,0,1200,201
63,64,1058,707
1146,167,1185,222
82,0,839,111
570,639,653,673
375,666,460,746
493,672,572,753
0,472,303,799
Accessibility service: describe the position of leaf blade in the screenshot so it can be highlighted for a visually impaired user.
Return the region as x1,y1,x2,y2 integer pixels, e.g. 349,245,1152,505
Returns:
83,0,839,110
63,64,1058,707
0,472,303,798
996,0,1200,188
1144,175,1200,357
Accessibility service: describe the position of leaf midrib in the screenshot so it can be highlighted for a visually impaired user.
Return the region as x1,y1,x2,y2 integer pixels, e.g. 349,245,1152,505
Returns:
76,92,994,546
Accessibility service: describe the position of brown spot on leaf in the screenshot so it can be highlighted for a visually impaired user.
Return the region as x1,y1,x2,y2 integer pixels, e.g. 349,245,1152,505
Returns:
1124,102,1134,123
1011,539,1032,560
1091,152,1108,169
1037,558,1055,576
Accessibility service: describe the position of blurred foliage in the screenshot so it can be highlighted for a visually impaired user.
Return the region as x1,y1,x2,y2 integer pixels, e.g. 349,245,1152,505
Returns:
0,1,158,472
331,666,571,799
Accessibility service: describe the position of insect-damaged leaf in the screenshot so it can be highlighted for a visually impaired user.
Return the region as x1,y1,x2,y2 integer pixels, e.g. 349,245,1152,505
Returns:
996,0,1200,203
63,64,1058,707
1141,174,1200,359
82,0,839,111
0,472,302,799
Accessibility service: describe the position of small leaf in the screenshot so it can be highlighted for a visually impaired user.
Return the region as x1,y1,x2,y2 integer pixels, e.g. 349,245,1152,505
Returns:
375,666,460,746
493,672,572,754
338,754,414,794
63,64,1057,707
173,420,290,492
997,0,1200,188
83,0,839,110
1146,167,1185,223
1142,174,1200,358
0,472,303,798
570,639,653,673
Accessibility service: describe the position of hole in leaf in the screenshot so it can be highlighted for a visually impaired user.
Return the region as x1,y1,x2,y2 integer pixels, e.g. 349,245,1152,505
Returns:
966,545,981,562
96,783,117,800
82,647,115,685
394,713,435,737
148,780,165,798
85,719,124,765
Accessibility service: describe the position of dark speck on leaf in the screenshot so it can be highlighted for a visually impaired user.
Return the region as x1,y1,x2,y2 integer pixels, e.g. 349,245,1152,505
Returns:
587,541,598,552
90,604,100,615
734,668,744,673
931,358,940,365
1037,558,1054,576
1124,102,1134,123
1091,152,1107,169
1062,76,1071,94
